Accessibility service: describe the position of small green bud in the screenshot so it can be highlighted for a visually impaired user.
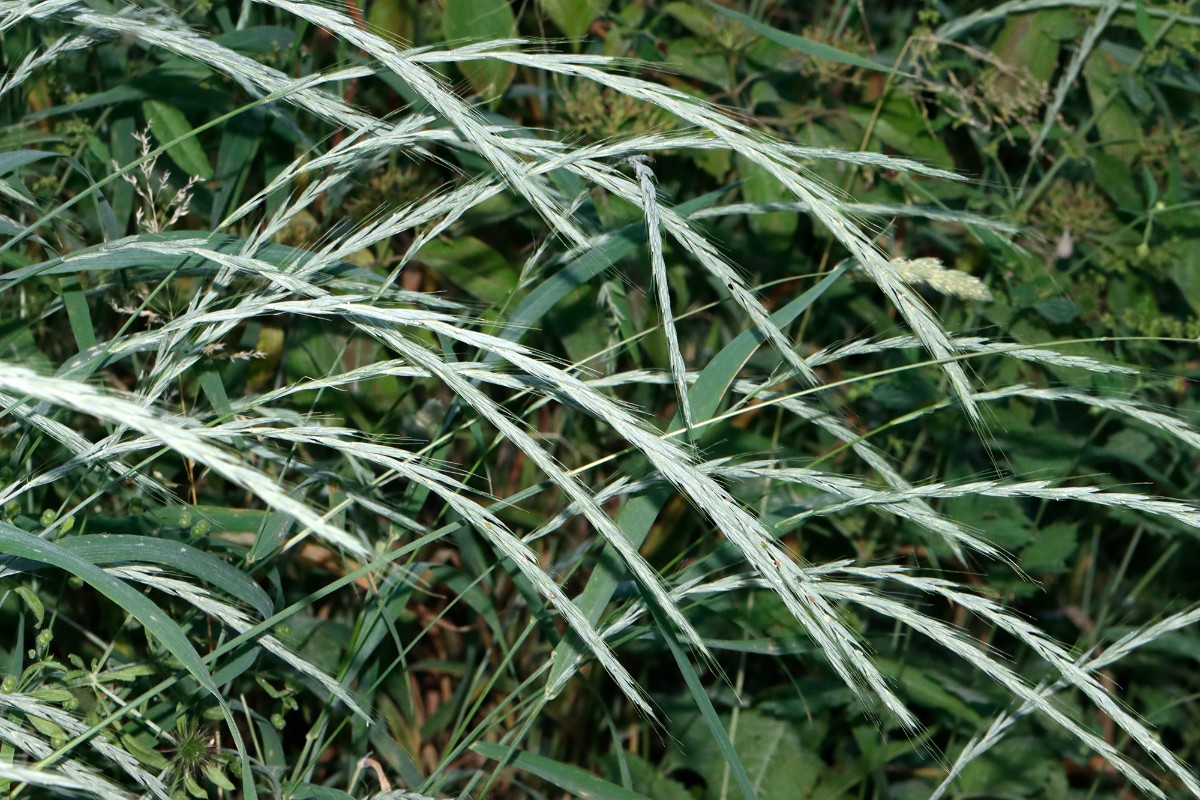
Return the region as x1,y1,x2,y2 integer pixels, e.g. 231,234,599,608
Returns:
1136,242,1151,259
270,713,286,730
60,515,75,534
1,676,16,692
40,509,56,527
68,576,84,590
178,510,193,528
190,520,210,538
36,629,53,649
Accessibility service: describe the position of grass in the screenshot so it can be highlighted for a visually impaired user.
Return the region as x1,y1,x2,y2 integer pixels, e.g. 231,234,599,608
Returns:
1,0,1199,798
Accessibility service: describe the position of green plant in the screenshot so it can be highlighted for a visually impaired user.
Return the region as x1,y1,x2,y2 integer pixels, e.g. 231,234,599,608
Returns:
1,1,1199,799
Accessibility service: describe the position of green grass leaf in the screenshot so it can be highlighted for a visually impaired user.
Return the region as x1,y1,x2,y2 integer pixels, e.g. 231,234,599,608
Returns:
474,741,654,800
704,1,906,76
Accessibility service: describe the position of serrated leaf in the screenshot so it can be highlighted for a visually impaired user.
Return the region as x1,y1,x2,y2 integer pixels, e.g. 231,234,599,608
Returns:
1021,522,1078,573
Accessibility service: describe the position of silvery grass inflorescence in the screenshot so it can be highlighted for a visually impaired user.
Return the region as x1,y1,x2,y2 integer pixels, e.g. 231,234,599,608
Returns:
0,1,1197,797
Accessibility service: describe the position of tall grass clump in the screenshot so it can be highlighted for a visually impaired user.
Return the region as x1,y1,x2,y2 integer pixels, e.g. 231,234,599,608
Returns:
1,1,1199,798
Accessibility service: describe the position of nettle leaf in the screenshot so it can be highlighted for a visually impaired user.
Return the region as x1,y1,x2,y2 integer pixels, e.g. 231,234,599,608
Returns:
1021,522,1079,573
443,0,516,99
674,710,824,800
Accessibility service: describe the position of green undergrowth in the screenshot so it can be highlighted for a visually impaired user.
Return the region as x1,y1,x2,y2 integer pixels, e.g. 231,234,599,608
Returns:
1,1,1199,799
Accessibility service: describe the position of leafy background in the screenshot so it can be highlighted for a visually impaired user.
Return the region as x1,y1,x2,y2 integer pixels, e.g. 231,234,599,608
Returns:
2,0,1200,798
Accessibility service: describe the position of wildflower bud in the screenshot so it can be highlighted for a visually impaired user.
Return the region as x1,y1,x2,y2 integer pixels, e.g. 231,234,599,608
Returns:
1136,243,1150,259
178,509,192,528
271,712,286,730
68,577,84,590
40,509,56,527
1,676,15,692
190,520,210,538
1055,230,1073,260
36,629,53,649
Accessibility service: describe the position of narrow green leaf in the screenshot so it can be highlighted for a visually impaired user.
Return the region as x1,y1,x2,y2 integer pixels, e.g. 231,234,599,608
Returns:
547,263,849,694
62,289,96,353
1135,0,1156,43
704,1,905,76
14,585,44,626
58,534,274,620
0,521,220,697
0,150,57,177
473,741,653,800
142,100,214,179
502,189,729,347
650,602,758,800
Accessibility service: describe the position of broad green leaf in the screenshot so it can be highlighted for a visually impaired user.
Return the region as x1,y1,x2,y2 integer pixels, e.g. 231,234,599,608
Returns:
419,235,517,305
142,100,214,179
599,751,692,800
704,1,904,76
369,0,416,43
540,0,608,39
473,742,653,800
1084,46,1142,164
877,658,984,725
675,710,823,800
1021,522,1078,573
736,154,797,249
989,11,1074,85
443,0,516,99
